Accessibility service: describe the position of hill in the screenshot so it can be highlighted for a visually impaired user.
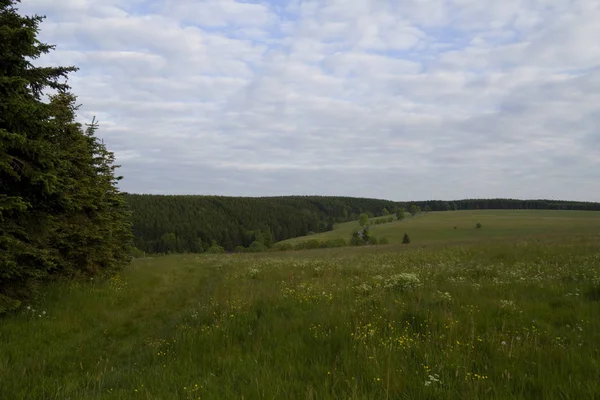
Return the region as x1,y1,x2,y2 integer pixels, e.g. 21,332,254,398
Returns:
278,209,600,247
125,195,600,253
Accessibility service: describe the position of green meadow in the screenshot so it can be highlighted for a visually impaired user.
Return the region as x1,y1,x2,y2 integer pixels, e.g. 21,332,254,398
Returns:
1,211,600,399
280,210,600,246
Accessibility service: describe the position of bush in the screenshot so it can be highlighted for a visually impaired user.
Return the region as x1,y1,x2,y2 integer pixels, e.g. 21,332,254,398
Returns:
388,217,394,223
129,247,147,258
476,223,482,229
324,238,347,248
350,231,364,246
274,243,293,251
294,239,321,250
206,240,225,254
248,241,267,253
402,233,411,244
234,246,248,253
380,237,390,245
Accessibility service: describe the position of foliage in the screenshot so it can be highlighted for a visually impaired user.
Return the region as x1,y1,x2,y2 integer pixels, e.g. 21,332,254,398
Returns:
359,213,369,227
205,241,225,254
125,194,600,255
125,195,399,253
409,205,421,216
402,233,411,244
350,231,365,246
0,1,131,312
476,222,482,229
396,208,405,220
248,241,267,253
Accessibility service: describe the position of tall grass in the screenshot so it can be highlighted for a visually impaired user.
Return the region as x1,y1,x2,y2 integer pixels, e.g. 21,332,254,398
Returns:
1,235,600,399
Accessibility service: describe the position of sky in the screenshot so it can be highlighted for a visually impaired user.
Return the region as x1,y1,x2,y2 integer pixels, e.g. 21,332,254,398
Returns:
18,0,600,201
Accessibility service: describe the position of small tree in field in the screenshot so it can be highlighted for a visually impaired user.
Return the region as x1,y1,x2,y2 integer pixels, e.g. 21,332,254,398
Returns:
396,208,405,220
476,222,482,229
382,208,390,216
359,213,369,227
350,231,364,246
409,205,420,217
402,233,411,244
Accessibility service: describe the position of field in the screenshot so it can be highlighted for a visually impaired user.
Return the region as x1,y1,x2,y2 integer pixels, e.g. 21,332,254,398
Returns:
279,210,600,246
1,211,600,399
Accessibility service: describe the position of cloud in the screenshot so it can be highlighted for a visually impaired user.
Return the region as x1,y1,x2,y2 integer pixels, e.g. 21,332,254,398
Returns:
16,0,600,201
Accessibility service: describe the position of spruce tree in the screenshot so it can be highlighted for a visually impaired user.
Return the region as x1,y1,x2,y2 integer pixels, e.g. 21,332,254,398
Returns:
0,0,132,312
402,234,411,244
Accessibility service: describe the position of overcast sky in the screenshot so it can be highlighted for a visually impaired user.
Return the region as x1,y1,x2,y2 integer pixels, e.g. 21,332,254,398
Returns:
18,0,600,201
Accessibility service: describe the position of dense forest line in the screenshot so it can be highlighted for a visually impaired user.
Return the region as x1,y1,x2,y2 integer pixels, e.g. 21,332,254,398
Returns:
125,195,399,253
126,195,600,254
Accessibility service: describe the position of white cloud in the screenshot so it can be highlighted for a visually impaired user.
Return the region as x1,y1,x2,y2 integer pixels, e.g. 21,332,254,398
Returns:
16,0,600,201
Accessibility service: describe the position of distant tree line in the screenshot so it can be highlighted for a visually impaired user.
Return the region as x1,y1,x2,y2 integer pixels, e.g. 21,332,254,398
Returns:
404,199,600,212
125,195,399,253
126,196,600,254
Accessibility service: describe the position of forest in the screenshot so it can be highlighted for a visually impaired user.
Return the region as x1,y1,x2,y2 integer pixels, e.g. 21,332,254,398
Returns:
126,194,600,254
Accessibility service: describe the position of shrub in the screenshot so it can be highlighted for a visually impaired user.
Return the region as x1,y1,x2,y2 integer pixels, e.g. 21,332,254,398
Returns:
233,246,247,253
402,233,411,244
476,223,482,229
206,241,225,254
324,238,347,248
129,247,147,258
248,241,267,253
274,243,293,252
350,231,364,246
380,237,390,245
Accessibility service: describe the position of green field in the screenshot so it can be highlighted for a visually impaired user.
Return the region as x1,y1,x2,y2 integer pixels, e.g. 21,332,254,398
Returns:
280,210,600,246
1,211,600,399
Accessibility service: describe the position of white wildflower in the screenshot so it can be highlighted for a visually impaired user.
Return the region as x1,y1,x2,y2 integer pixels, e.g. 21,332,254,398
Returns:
384,273,422,291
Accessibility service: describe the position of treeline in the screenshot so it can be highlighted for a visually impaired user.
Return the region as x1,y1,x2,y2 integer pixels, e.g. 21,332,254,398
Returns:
125,195,398,253
410,199,600,212
126,195,600,254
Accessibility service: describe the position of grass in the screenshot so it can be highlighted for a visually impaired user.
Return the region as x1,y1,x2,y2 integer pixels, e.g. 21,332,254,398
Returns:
279,210,600,246
1,211,600,399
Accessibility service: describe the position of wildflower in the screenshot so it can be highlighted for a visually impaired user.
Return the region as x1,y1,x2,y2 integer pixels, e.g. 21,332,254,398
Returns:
384,273,422,291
